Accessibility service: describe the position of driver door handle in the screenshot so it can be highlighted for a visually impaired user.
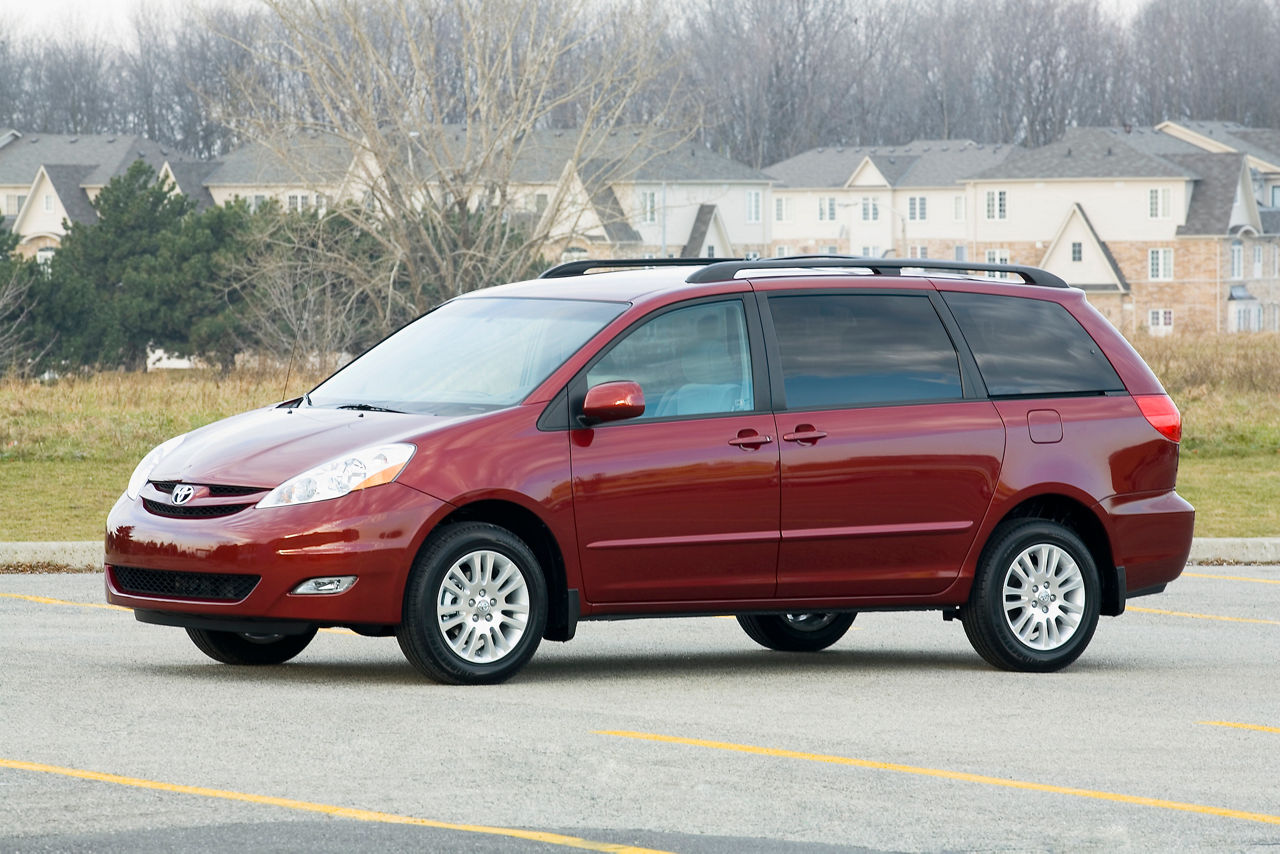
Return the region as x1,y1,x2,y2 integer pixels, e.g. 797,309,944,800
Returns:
782,425,827,445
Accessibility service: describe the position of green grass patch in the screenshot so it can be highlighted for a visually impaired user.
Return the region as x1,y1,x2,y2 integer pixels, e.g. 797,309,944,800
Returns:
1176,455,1280,538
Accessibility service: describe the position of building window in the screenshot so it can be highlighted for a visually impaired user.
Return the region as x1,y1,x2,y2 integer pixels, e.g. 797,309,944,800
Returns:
1149,248,1174,280
1274,245,1280,278
908,245,928,259
860,197,879,221
251,194,266,212
43,193,53,212
985,248,1010,278
745,190,762,224
640,191,656,224
1148,187,1171,219
775,197,789,222
1272,186,1280,207
300,194,312,211
1148,308,1174,334
1254,245,1264,278
954,245,966,262
953,195,965,221
818,197,836,221
534,193,548,214
287,194,300,212
1071,242,1083,262
706,244,717,258
35,247,55,266
985,190,1006,220
823,245,838,254
908,196,926,221
1230,241,1243,279
775,245,791,258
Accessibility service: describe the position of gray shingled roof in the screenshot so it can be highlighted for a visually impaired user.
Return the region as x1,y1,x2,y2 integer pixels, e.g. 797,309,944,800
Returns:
1170,121,1280,167
204,133,354,187
165,160,219,211
1165,152,1247,236
1259,208,1280,234
1073,203,1127,291
680,204,716,255
0,133,182,187
42,165,98,225
974,128,1197,181
586,182,642,244
767,140,1013,189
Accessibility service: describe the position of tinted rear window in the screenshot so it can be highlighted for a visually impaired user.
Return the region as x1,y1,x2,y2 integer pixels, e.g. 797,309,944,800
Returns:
768,294,962,408
942,291,1124,396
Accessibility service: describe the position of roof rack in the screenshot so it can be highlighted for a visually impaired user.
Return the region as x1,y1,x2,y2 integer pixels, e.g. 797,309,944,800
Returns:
540,257,740,278
685,255,1069,288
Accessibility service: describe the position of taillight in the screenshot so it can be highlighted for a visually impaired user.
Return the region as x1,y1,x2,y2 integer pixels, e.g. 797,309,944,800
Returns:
1134,394,1182,442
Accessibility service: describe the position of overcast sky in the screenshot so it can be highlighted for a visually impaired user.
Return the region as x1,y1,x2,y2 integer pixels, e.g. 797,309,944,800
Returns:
9,0,1149,47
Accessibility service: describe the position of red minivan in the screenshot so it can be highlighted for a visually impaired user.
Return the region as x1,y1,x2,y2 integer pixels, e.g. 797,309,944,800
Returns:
105,257,1194,683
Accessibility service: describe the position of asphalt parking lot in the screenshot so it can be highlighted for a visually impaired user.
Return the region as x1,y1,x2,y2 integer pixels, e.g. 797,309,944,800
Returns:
2,568,1279,853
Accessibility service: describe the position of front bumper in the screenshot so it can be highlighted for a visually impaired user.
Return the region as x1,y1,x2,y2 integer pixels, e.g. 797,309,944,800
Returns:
105,482,449,625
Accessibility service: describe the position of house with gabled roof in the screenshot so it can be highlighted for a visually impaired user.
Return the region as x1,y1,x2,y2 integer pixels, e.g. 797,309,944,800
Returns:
0,131,188,259
766,140,1014,260
968,126,1280,334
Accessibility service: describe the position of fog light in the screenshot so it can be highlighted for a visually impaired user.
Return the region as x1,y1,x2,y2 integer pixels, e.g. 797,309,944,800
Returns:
292,576,357,595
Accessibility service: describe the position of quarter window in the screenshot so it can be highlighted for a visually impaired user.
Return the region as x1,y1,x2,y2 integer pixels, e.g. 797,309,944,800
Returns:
768,294,962,408
586,301,753,420
943,292,1125,396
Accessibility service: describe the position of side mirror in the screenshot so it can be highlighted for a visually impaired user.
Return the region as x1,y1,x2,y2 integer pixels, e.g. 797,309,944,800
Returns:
581,381,646,425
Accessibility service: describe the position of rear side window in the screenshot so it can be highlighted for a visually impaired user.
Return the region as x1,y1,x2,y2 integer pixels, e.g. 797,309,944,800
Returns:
942,291,1124,396
768,294,962,408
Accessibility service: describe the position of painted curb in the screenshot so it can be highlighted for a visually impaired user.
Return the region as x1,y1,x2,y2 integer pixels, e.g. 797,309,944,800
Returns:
3,538,1280,569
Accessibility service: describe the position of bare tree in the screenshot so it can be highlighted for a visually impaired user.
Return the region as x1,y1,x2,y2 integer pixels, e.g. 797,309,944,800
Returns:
221,0,691,335
0,267,34,373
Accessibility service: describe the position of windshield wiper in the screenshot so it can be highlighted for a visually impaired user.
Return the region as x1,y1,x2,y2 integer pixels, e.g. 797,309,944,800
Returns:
337,403,403,413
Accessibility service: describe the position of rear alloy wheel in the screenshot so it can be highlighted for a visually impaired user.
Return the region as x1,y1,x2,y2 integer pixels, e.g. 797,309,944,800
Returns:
397,522,547,685
737,612,855,652
962,519,1100,672
186,627,317,665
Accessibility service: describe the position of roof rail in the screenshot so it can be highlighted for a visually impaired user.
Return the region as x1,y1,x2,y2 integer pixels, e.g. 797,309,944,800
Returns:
684,255,1069,288
539,257,741,278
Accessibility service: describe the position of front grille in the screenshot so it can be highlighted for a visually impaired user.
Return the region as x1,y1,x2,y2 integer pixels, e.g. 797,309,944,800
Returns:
112,566,260,601
143,499,253,519
150,481,264,497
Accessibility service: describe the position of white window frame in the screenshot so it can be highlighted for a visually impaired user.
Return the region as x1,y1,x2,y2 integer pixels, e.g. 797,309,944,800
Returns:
860,196,879,221
640,190,657,224
1148,187,1171,219
1149,248,1174,281
287,194,301,213
775,197,789,222
1254,244,1263,278
823,245,839,255
954,245,966,262
1071,242,1083,262
908,196,927,221
775,245,791,258
1149,308,1174,335
745,190,762,224
953,195,965,221
818,196,836,222
1230,241,1243,279
985,190,1006,220
985,248,1010,278
43,193,53,212
908,245,928,259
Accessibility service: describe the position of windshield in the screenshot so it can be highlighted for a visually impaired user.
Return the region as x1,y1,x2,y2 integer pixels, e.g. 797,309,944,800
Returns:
309,297,626,415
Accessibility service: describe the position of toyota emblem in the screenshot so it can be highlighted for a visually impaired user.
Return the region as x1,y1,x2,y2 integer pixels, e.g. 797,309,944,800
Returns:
171,484,196,505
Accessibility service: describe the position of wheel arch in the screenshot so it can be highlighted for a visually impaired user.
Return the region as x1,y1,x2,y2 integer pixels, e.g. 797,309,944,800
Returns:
988,493,1122,617
431,499,575,641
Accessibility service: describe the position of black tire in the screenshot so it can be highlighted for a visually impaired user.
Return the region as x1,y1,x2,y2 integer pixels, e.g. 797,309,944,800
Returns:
397,522,547,685
737,612,856,652
186,627,317,665
962,518,1101,672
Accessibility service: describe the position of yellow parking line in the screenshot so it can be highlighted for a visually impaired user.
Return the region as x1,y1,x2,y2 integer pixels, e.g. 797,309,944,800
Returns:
0,592,126,611
1200,721,1280,735
0,758,672,853
596,731,1280,827
1127,606,1280,626
1184,572,1280,586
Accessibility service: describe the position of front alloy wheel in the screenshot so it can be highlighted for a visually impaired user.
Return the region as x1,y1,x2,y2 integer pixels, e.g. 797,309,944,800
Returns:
962,519,1100,672
397,522,547,684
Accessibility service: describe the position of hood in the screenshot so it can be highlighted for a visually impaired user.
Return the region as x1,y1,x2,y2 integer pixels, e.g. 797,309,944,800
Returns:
150,405,470,488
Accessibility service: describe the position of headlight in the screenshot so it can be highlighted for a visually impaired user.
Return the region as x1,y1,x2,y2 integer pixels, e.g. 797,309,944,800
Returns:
257,443,416,508
126,434,187,500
